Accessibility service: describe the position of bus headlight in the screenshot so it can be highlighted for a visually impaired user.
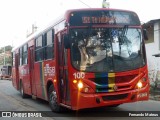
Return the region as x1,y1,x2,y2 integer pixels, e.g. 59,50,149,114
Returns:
78,81,83,89
72,80,94,93
137,81,143,88
135,77,148,89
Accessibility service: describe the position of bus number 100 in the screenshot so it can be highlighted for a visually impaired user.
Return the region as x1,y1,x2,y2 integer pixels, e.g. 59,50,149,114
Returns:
73,72,85,79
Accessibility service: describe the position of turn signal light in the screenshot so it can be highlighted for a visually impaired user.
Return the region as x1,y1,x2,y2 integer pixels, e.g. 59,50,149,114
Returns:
73,80,78,84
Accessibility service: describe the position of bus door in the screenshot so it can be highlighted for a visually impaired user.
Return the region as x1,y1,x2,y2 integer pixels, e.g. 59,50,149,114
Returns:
58,32,71,105
28,46,36,96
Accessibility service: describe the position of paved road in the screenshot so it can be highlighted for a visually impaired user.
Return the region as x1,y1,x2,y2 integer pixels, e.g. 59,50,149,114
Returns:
0,80,160,120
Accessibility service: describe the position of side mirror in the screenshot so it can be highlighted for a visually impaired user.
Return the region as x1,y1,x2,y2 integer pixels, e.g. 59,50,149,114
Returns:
64,35,70,49
143,29,148,40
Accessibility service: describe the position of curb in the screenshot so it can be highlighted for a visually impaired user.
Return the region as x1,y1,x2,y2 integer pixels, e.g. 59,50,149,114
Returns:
150,94,160,101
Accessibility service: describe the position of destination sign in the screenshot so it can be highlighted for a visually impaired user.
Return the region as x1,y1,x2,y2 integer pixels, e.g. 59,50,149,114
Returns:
82,16,116,24
81,16,130,24
69,10,140,26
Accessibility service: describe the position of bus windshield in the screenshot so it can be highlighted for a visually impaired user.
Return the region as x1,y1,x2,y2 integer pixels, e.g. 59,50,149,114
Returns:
70,27,146,72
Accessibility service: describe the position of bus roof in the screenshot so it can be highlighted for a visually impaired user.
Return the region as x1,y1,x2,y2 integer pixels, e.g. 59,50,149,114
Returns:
65,8,136,14
12,8,138,52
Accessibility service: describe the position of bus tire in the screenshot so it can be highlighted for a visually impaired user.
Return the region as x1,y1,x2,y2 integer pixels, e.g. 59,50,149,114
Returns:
20,81,28,98
48,84,62,112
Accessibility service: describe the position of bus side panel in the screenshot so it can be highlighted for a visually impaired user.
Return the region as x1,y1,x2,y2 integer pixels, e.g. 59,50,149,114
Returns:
43,60,56,100
20,65,32,95
34,62,44,99
34,60,56,100
12,67,18,90
28,46,37,96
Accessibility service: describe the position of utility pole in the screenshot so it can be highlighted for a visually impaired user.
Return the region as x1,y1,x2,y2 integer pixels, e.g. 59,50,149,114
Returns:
26,24,38,38
78,0,91,8
102,0,110,8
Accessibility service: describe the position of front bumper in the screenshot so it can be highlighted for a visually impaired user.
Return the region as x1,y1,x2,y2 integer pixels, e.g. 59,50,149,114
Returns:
71,83,149,110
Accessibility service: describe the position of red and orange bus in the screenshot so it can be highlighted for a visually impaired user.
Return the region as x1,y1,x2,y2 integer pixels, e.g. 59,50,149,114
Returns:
12,8,149,112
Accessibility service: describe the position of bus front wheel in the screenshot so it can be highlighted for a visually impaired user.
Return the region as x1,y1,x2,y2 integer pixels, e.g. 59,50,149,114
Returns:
48,85,62,112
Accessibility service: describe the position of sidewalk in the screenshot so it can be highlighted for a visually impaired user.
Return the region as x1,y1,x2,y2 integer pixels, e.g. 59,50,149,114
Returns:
150,89,160,101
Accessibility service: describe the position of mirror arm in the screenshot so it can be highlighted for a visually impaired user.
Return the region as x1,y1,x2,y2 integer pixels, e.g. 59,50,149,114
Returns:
143,29,148,41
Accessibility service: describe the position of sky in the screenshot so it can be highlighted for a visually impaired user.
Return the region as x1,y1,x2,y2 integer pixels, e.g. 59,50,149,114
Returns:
0,0,159,48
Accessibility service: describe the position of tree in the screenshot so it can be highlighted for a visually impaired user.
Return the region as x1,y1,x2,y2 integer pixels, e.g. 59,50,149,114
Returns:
0,45,12,66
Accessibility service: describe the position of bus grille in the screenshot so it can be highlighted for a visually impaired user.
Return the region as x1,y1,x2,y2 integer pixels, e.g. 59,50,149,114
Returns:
102,93,128,101
89,74,137,93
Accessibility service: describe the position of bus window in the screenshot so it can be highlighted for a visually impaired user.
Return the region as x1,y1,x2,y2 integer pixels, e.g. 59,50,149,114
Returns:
22,44,28,65
45,30,54,60
35,36,44,61
19,48,22,66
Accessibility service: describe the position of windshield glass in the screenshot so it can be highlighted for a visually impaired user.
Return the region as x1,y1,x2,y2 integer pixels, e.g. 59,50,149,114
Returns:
70,27,146,72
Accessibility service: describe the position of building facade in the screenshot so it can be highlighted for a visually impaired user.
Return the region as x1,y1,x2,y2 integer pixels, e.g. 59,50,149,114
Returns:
144,19,160,85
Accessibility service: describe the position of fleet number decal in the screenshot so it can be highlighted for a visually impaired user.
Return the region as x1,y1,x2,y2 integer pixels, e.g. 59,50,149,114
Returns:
73,72,85,79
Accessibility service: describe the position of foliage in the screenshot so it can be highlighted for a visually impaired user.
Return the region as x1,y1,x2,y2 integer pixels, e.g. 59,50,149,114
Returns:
0,45,12,66
0,45,12,54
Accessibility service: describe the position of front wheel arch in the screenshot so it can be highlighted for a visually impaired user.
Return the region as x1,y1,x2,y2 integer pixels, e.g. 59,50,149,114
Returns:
48,84,62,112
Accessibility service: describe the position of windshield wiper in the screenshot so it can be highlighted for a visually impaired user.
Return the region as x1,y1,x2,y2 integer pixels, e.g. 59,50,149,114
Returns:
119,25,128,45
117,25,129,55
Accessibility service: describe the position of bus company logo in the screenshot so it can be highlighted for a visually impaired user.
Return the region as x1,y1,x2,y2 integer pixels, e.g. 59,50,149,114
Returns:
113,85,118,91
2,112,11,117
44,64,55,77
20,68,29,75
